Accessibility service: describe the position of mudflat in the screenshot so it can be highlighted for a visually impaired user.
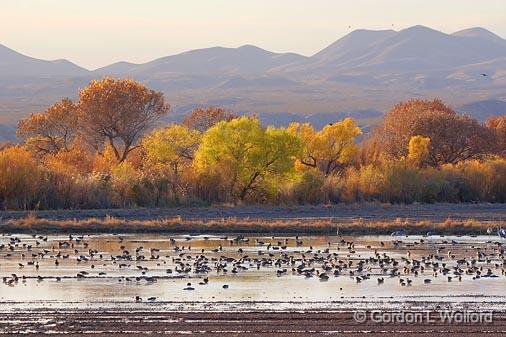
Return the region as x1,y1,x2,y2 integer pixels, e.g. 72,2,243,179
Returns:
2,310,506,336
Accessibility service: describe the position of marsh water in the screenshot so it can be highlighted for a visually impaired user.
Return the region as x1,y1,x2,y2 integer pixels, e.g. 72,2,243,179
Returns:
1,233,505,311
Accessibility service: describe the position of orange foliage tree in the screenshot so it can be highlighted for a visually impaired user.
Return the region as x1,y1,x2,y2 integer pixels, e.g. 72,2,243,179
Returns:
183,106,237,132
17,98,78,155
375,99,494,166
486,116,506,157
78,77,170,162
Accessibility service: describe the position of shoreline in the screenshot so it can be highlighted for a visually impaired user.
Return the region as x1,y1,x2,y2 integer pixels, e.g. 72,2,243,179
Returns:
2,203,506,221
0,203,505,235
0,217,502,235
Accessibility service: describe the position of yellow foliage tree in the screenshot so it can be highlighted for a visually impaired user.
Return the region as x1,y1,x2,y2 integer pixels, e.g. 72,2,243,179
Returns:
142,124,201,201
142,124,201,173
288,118,361,176
407,135,431,166
110,161,140,207
194,117,302,201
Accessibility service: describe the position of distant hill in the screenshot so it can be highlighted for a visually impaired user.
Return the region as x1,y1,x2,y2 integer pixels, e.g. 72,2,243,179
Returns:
0,124,17,143
452,27,506,44
0,44,88,77
279,25,506,84
0,25,505,142
95,45,307,77
458,99,506,121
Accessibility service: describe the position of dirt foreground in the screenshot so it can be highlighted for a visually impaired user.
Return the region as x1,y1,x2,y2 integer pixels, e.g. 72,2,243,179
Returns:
1,309,505,336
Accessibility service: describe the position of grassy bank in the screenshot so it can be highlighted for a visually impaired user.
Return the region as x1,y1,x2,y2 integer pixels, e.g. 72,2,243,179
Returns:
0,213,503,235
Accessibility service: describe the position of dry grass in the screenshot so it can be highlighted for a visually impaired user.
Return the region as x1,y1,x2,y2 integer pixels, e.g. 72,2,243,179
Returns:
1,213,503,235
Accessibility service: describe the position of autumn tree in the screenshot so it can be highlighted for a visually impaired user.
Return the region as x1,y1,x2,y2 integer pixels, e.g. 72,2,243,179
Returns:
486,116,506,157
419,111,494,166
143,125,201,167
375,99,453,159
0,142,14,151
17,98,78,155
110,161,141,207
355,136,382,167
44,144,95,177
407,135,431,166
183,106,237,132
77,77,170,162
142,124,201,201
194,117,302,201
288,118,361,176
375,99,495,166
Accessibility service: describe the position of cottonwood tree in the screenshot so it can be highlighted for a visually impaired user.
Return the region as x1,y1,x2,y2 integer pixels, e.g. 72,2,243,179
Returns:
183,106,237,132
142,124,201,201
194,117,302,201
78,78,169,162
17,98,78,155
375,99,453,159
288,118,361,176
486,116,506,157
375,99,495,166
417,111,494,165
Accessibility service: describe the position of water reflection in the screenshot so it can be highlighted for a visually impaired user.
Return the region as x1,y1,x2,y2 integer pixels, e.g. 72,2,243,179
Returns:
0,233,505,309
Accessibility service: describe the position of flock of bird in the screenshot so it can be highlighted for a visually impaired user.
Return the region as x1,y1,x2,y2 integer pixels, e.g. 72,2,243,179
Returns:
488,226,506,239
1,230,505,302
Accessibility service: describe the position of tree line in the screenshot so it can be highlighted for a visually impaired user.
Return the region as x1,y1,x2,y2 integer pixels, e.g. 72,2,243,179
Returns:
1,78,505,210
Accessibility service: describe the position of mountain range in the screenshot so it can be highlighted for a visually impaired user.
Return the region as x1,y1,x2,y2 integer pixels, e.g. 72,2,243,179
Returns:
1,25,506,141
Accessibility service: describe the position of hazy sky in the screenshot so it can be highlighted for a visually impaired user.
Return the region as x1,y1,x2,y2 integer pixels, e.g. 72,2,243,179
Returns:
2,0,506,70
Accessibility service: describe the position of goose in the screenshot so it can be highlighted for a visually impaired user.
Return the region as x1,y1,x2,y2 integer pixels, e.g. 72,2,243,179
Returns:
319,273,329,281
498,228,506,239
183,282,195,290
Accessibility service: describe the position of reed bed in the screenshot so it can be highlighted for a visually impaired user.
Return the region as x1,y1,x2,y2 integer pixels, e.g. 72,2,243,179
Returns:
1,213,503,235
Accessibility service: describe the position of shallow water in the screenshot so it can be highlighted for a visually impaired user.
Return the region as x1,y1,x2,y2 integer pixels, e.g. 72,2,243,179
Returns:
0,233,505,310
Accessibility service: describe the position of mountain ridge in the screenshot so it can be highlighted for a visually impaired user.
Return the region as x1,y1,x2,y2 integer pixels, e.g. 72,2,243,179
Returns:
1,25,504,74
0,25,505,140
0,43,88,77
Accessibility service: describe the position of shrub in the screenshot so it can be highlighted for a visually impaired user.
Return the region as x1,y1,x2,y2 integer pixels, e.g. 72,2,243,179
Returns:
0,146,46,209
